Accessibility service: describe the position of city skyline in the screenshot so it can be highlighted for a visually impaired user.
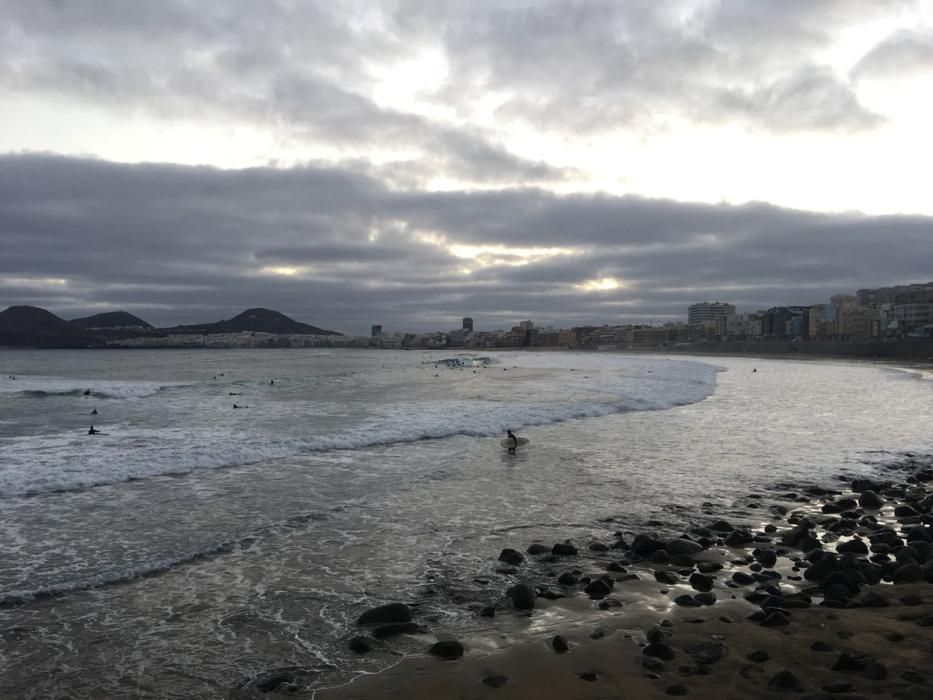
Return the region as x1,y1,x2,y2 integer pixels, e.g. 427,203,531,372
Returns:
2,2,933,335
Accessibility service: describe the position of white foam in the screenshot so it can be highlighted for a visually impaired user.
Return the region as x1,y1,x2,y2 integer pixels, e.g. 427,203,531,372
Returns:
0,357,718,497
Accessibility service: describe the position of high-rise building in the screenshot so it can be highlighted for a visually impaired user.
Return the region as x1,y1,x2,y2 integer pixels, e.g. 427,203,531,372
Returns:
687,302,735,325
371,324,382,337
462,317,474,332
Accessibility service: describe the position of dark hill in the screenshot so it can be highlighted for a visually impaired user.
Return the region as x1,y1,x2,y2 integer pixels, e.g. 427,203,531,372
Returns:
0,306,99,347
71,311,153,329
167,308,341,336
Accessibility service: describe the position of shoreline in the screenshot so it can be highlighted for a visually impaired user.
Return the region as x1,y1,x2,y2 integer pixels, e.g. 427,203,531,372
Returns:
310,454,933,700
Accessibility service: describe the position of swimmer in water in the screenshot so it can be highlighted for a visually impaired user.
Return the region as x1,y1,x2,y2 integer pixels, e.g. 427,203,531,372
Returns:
83,389,91,396
91,409,98,415
88,426,100,435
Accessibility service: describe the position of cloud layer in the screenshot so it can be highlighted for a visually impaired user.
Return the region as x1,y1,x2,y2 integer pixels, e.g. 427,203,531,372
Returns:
1,2,932,331
2,154,930,334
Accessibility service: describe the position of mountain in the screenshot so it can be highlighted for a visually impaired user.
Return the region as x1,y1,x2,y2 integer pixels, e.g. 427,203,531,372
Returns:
0,306,99,347
71,311,153,330
166,308,341,336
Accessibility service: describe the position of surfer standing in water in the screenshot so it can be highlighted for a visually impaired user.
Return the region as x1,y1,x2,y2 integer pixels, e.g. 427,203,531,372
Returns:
506,429,519,453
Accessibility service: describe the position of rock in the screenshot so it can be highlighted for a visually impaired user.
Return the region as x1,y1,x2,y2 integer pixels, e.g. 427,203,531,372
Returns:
747,650,769,662
429,640,464,659
589,541,609,552
852,478,883,493
643,656,666,673
694,592,717,606
895,504,920,518
864,662,887,680
767,670,804,692
674,595,702,607
631,533,666,556
498,548,524,566
901,670,926,684
670,553,696,567
860,591,889,607
479,606,496,617
647,627,671,643
689,573,714,592
697,561,723,574
685,643,724,665
755,550,778,568
526,543,549,555
831,652,873,673
578,671,599,682
655,570,680,585
916,615,933,626
902,593,923,605
552,635,569,653
837,539,868,555
552,542,578,556
349,636,372,653
644,642,676,660
651,549,672,564
482,674,508,688
666,684,689,696
893,563,922,582
724,530,755,547
667,538,704,556
732,571,756,585
558,572,579,586
810,641,833,651
710,520,734,532
584,578,613,599
507,583,536,610
357,603,412,626
858,490,884,509
606,561,627,572
760,612,790,627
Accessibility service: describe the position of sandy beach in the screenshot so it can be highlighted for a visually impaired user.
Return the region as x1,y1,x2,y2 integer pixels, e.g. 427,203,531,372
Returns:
312,455,933,700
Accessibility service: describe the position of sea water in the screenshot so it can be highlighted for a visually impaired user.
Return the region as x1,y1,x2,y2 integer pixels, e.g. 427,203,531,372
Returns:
0,349,931,697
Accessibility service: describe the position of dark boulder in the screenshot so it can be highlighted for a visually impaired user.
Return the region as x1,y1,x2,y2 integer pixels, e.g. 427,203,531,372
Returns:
552,635,570,653
552,541,578,556
767,670,804,692
526,543,550,555
482,675,508,688
584,578,613,599
498,548,524,566
837,539,868,555
373,622,421,638
429,640,464,660
655,570,680,585
893,563,922,582
357,603,412,626
507,583,536,610
858,490,885,509
349,636,373,653
689,573,714,592
666,538,704,556
631,533,666,556
558,572,579,586
644,642,676,660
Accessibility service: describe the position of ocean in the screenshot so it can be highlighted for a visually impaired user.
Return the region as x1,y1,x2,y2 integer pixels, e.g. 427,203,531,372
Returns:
0,349,931,697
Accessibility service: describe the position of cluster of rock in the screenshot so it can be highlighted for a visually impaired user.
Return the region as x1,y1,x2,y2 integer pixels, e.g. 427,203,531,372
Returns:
341,456,931,696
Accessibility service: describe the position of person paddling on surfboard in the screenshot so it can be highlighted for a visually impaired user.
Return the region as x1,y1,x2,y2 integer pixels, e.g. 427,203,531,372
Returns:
506,429,519,453
88,426,100,435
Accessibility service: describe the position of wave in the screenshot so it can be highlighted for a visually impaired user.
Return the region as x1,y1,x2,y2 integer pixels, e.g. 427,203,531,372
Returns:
0,359,719,498
0,510,329,606
1,376,172,400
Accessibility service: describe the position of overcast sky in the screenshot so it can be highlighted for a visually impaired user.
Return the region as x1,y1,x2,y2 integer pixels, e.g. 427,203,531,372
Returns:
2,1,932,334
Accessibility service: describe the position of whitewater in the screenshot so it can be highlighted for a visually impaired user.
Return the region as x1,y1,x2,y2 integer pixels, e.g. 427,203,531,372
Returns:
1,348,931,698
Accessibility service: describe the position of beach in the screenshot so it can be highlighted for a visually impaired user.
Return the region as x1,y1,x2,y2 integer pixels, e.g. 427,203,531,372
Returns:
1,349,931,698
316,455,933,700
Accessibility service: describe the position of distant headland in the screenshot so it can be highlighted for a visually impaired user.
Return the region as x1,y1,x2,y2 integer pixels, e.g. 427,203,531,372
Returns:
0,306,341,348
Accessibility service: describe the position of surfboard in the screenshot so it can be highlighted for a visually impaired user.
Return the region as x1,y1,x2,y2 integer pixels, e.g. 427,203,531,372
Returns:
500,437,529,448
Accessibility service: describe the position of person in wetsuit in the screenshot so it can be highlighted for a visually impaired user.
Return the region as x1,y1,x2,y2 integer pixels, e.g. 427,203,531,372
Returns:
506,430,519,453
88,426,100,435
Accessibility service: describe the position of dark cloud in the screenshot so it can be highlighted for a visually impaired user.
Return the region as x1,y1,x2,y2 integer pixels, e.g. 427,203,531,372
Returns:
2,154,931,333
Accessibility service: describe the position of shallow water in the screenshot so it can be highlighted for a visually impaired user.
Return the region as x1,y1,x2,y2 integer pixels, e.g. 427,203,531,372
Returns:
0,349,931,697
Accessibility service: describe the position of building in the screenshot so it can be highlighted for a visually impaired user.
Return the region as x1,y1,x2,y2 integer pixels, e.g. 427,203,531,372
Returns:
462,317,474,332
838,305,880,339
721,313,761,339
371,324,382,337
687,302,736,326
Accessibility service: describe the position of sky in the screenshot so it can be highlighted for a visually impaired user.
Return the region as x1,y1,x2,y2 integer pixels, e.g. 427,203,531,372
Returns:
1,0,932,334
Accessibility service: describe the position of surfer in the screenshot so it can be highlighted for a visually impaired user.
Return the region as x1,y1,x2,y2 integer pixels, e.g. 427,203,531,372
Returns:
506,429,519,453
91,409,98,415
88,426,100,435
270,379,274,386
83,389,91,396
